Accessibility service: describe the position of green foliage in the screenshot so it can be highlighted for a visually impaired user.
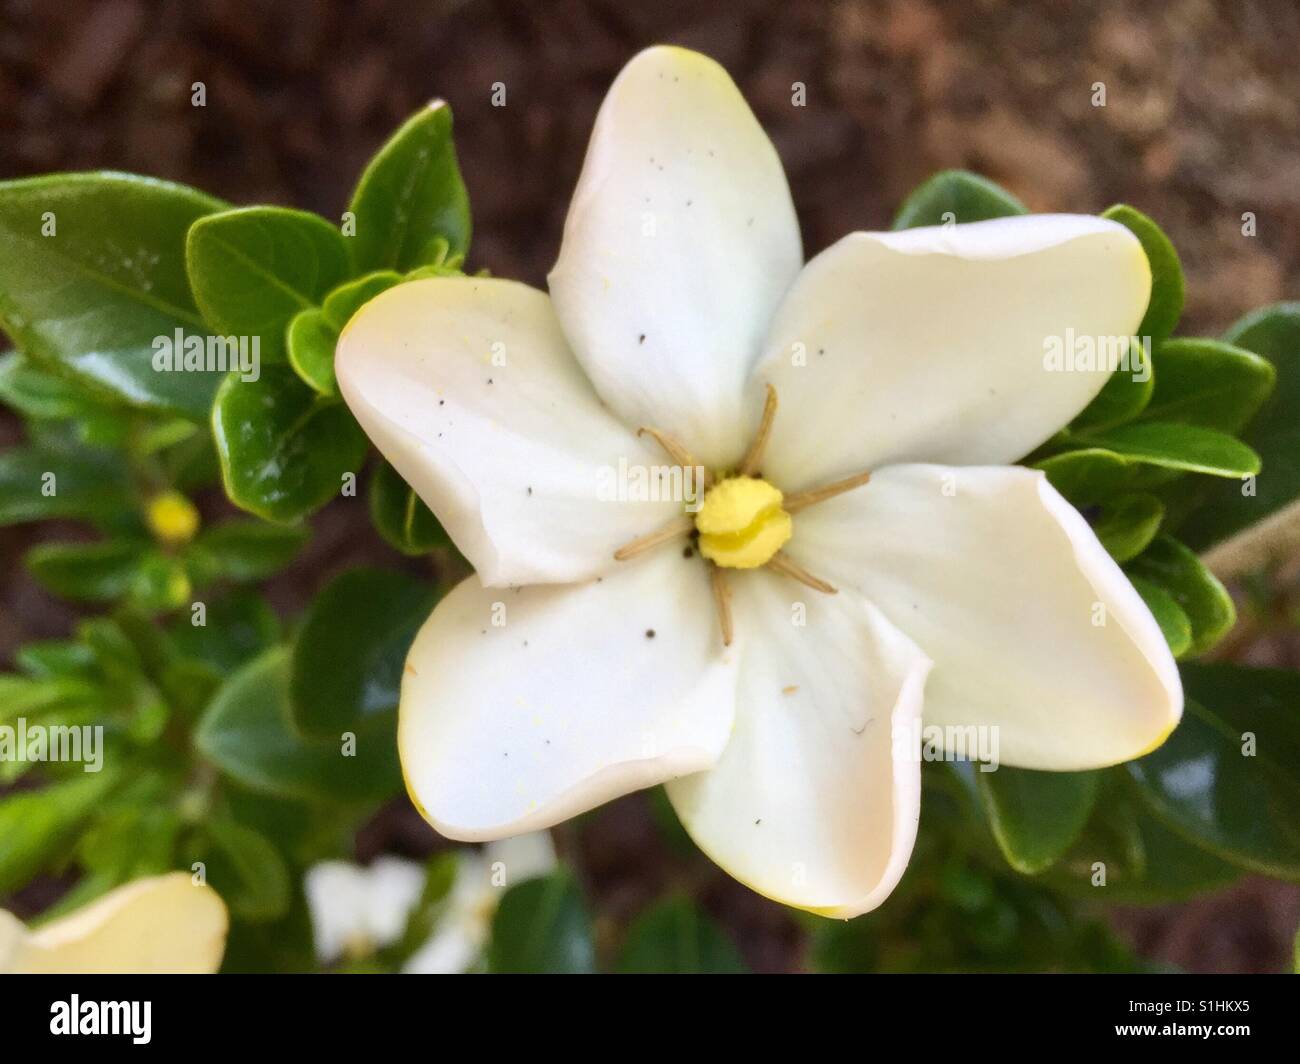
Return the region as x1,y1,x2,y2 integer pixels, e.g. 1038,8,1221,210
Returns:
347,102,471,273
977,767,1099,875
617,896,747,973
0,173,226,417
195,647,402,805
1100,204,1184,341
289,568,436,738
187,207,351,364
892,169,1027,229
211,365,368,524
367,461,447,556
487,870,596,974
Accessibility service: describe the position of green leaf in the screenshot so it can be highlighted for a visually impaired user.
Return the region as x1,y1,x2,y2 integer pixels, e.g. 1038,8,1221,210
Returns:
186,519,308,583
1080,421,1260,478
1093,493,1164,563
14,639,98,679
1182,303,1300,565
976,767,1099,874
1139,338,1275,433
1131,663,1300,879
0,437,133,526
1043,782,1241,902
0,773,117,893
487,870,596,974
321,271,403,333
1068,341,1153,432
1128,575,1193,658
186,206,351,363
892,169,1026,229
195,646,402,804
0,173,226,417
203,817,292,922
0,352,121,420
0,673,103,722
1127,535,1234,656
1032,448,1133,505
347,102,471,273
290,568,436,738
616,897,747,973
1101,204,1184,340
211,364,368,524
77,798,179,883
24,540,148,602
286,308,339,396
168,588,280,674
368,460,446,556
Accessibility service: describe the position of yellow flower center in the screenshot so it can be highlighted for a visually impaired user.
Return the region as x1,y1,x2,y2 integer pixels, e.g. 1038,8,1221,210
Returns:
694,475,792,569
146,491,200,546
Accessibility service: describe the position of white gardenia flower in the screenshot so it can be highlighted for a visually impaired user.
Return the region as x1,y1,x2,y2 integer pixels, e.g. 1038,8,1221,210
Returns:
336,46,1182,918
0,872,228,974
305,833,555,972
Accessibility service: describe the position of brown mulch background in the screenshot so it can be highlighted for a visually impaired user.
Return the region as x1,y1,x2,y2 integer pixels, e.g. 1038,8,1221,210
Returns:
1,0,1298,972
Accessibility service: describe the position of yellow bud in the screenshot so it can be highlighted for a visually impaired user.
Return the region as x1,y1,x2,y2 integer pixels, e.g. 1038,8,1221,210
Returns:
146,491,200,546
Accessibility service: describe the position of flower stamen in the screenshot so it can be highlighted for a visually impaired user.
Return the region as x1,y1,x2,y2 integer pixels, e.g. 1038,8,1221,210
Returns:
613,515,695,560
738,383,778,477
783,470,873,513
709,563,734,647
766,551,837,594
637,427,713,490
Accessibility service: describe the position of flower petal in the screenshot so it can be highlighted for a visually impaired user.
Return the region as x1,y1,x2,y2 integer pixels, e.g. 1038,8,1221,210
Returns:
548,46,802,467
667,571,931,918
753,216,1152,488
337,276,681,586
11,873,228,974
789,464,1182,769
401,548,738,840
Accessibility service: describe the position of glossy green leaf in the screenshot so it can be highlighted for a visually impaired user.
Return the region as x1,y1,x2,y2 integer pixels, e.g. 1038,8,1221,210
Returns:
168,588,280,675
24,540,148,602
1139,338,1275,433
0,673,102,722
976,767,1099,874
1183,303,1300,563
1101,204,1183,340
187,206,350,363
0,437,133,526
1081,421,1260,478
348,102,471,273
187,519,308,583
0,352,120,420
1032,448,1133,505
1128,535,1234,655
487,870,596,974
1043,783,1241,903
1128,575,1193,658
1129,668,1300,880
286,307,339,396
368,460,446,556
321,270,403,333
1069,343,1154,433
1092,493,1164,563
0,173,225,416
892,169,1026,229
1128,676,1300,874
203,817,292,922
290,568,436,738
211,365,368,524
195,646,401,804
617,897,747,973
0,772,117,893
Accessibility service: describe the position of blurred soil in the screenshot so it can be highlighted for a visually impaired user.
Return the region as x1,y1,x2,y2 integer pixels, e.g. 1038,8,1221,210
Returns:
1,0,1298,972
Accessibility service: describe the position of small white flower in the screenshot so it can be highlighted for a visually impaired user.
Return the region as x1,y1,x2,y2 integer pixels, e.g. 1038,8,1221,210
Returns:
0,872,228,973
336,46,1181,917
304,833,555,972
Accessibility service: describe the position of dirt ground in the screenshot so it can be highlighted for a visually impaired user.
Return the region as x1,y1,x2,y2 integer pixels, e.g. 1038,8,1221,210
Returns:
1,0,1298,972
